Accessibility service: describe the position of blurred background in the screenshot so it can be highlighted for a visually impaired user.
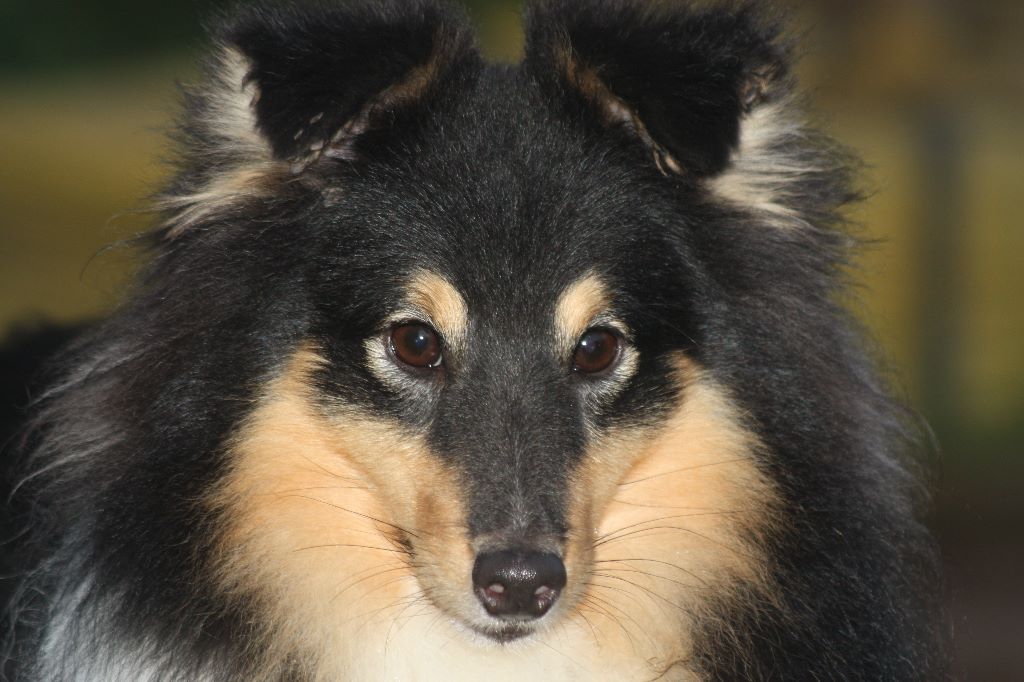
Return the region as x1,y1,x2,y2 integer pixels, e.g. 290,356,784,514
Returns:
1,0,1021,677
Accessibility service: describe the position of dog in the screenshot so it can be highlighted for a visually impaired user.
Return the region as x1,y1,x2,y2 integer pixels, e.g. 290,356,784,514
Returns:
1,1,947,679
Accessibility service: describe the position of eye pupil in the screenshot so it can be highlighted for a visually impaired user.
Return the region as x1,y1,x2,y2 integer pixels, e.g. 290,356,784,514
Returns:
572,328,620,374
390,324,442,368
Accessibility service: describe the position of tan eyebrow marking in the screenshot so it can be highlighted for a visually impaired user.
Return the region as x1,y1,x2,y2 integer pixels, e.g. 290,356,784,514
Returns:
405,271,468,351
554,273,613,348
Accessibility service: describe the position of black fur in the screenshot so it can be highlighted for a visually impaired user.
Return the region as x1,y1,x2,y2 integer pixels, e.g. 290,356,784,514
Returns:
1,323,85,681
2,0,946,679
225,0,475,160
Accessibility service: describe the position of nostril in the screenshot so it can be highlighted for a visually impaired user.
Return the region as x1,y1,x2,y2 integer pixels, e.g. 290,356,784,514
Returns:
472,550,567,619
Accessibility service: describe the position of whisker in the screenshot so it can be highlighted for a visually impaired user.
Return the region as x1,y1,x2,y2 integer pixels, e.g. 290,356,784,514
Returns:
293,543,407,554
610,498,748,512
595,511,741,547
591,573,693,613
618,458,748,486
349,592,422,632
572,604,602,643
281,493,419,538
596,525,757,562
595,556,711,583
346,574,431,632
579,588,648,643
295,451,366,485
424,610,448,641
384,591,432,651
394,599,435,631
275,522,405,542
583,579,637,603
594,565,704,590
275,484,374,493
534,634,585,670
629,307,699,348
330,564,409,604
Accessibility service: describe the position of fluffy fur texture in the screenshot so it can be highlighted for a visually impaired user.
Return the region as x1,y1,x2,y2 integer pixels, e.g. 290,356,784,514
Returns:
2,1,946,680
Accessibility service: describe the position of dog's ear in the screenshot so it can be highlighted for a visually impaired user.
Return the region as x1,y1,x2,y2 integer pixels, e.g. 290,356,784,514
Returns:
221,1,476,164
161,1,476,236
524,0,789,178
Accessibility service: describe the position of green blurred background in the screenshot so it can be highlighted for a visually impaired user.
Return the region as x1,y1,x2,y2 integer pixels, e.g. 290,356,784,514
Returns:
1,0,1021,677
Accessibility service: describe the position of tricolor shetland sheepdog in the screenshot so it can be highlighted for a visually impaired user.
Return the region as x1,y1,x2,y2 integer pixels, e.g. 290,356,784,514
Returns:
1,1,946,679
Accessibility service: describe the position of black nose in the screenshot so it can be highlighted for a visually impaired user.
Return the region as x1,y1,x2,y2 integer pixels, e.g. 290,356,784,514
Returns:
472,550,567,619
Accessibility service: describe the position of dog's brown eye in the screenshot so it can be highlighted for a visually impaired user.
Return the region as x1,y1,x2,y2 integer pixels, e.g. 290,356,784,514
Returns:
572,328,620,375
390,323,443,369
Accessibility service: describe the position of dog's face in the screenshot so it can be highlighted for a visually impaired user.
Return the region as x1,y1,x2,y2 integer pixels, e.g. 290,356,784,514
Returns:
141,0,813,675
11,3,945,679
211,93,776,636
211,153,776,667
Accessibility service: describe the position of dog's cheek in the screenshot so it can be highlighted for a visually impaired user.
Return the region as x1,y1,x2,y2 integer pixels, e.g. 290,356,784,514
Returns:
407,469,478,624
204,347,473,676
563,354,781,672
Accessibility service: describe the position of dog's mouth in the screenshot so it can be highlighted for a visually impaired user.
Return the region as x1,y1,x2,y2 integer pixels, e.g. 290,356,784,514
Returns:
470,620,538,642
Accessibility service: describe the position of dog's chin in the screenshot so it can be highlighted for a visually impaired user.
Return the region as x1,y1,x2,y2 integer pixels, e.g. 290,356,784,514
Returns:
437,591,561,644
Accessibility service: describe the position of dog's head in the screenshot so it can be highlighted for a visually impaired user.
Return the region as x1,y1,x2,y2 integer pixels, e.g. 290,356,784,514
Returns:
99,0,850,675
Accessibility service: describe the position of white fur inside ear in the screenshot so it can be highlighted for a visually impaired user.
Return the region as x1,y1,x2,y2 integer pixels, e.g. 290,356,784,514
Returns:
203,47,272,163
159,48,284,238
709,99,818,228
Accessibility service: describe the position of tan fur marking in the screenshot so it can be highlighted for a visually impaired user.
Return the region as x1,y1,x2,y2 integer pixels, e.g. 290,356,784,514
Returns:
554,273,612,348
161,163,288,238
209,348,472,680
404,271,468,351
208,347,775,680
563,355,779,678
378,28,458,106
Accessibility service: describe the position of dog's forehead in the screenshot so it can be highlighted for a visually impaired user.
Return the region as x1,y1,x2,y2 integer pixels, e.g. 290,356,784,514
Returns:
312,66,677,324
381,67,645,236
400,267,612,334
